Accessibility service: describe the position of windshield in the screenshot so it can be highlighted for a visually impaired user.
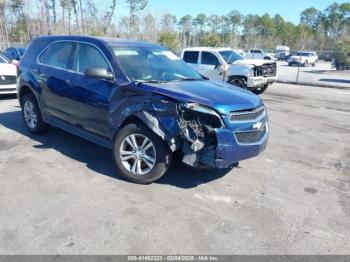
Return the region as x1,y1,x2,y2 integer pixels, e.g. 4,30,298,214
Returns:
111,46,203,82
219,50,243,64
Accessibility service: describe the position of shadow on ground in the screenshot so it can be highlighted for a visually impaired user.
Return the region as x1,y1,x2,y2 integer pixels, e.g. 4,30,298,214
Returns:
0,110,232,188
320,78,350,84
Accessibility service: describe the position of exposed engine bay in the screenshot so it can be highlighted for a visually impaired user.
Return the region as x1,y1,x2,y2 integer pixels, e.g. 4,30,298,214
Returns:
176,103,224,167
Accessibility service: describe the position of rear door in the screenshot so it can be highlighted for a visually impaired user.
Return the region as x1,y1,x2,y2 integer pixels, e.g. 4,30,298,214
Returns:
198,51,221,80
38,41,78,124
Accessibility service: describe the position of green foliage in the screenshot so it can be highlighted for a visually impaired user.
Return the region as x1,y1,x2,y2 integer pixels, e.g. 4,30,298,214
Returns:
89,31,105,36
334,38,350,65
199,33,222,47
158,32,178,51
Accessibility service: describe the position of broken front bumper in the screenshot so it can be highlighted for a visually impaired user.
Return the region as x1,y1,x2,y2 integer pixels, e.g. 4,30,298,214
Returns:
198,123,269,169
247,76,277,88
247,76,267,88
266,76,278,84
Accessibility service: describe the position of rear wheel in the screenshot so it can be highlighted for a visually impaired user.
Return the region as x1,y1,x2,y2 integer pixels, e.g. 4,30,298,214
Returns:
228,76,248,90
21,93,49,134
113,122,172,184
252,84,269,95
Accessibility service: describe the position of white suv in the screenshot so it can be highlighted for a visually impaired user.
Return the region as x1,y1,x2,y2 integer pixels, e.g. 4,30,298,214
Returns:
246,49,276,60
181,47,277,94
288,51,318,67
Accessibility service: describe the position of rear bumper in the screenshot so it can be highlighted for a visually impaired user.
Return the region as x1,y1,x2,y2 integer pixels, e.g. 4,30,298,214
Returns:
0,84,17,95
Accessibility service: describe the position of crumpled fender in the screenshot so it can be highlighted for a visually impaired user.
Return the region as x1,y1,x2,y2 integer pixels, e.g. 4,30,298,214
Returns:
108,84,181,151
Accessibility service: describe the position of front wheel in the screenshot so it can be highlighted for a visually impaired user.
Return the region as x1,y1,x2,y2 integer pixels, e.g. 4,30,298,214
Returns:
252,84,269,95
228,76,248,90
113,122,172,184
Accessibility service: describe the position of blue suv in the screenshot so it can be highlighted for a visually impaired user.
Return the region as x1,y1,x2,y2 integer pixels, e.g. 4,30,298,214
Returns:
18,36,269,183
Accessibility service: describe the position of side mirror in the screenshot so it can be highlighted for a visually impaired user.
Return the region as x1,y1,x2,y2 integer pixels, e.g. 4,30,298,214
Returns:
84,67,114,81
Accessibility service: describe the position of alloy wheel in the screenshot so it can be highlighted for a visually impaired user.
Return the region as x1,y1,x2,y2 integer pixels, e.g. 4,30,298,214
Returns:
23,101,37,129
119,134,156,176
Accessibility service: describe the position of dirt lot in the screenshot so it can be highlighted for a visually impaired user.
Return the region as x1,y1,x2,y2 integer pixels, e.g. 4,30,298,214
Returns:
0,83,349,254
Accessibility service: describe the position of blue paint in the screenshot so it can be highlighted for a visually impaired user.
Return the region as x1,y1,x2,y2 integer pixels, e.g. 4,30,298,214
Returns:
18,35,269,170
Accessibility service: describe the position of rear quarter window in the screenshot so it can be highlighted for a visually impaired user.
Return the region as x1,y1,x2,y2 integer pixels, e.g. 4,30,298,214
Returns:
183,51,199,64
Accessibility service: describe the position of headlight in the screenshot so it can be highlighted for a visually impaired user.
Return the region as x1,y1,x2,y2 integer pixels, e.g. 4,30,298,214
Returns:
178,103,225,128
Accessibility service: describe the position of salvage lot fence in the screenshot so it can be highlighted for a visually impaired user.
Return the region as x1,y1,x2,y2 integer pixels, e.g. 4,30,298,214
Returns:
276,50,350,89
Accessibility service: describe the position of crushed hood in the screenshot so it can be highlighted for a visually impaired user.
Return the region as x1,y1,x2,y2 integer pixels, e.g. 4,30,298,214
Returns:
140,80,262,114
233,59,274,66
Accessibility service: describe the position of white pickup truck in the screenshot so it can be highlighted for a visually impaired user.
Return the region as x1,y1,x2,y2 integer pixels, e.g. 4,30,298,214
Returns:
181,47,277,94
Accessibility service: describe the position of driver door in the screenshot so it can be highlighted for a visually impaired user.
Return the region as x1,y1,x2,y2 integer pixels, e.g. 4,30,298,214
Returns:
198,51,222,81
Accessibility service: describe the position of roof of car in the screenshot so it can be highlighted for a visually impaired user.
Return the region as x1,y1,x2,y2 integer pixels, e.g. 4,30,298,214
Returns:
33,35,163,48
182,47,232,52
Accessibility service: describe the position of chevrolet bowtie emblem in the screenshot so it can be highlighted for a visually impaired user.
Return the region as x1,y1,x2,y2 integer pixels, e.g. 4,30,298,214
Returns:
253,122,263,130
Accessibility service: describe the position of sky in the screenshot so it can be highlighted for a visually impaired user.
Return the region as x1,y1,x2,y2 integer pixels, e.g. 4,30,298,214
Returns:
113,0,349,24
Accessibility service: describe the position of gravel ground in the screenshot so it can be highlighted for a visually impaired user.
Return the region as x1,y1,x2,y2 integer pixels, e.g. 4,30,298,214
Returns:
0,83,349,254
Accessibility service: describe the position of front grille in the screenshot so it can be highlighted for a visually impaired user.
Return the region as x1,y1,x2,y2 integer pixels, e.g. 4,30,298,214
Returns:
0,75,16,85
253,63,276,77
230,106,265,122
235,124,267,144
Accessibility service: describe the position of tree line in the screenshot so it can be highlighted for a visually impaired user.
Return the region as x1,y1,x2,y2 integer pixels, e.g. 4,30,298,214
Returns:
0,0,349,53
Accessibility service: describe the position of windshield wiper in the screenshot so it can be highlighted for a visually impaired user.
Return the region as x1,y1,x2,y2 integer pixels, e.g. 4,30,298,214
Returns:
171,77,203,82
136,79,167,84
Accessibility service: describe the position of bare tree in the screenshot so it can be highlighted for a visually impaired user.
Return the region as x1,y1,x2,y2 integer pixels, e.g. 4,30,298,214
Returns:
126,0,147,39
103,0,117,35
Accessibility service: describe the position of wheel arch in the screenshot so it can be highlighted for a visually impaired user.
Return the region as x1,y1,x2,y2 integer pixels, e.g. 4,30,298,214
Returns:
114,112,179,152
18,85,36,105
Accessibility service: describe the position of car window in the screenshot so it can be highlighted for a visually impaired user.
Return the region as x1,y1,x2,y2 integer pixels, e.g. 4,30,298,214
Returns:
201,52,219,66
183,51,199,64
74,43,111,73
219,50,243,64
39,42,75,69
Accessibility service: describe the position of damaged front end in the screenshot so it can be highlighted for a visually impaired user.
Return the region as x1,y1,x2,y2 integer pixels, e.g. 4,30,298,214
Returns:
145,93,268,170
176,103,229,168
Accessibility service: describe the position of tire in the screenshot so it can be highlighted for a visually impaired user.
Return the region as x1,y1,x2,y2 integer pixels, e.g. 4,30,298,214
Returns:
228,76,248,90
288,63,292,66
313,62,316,67
304,60,308,67
21,93,49,134
113,122,172,184
252,84,269,95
